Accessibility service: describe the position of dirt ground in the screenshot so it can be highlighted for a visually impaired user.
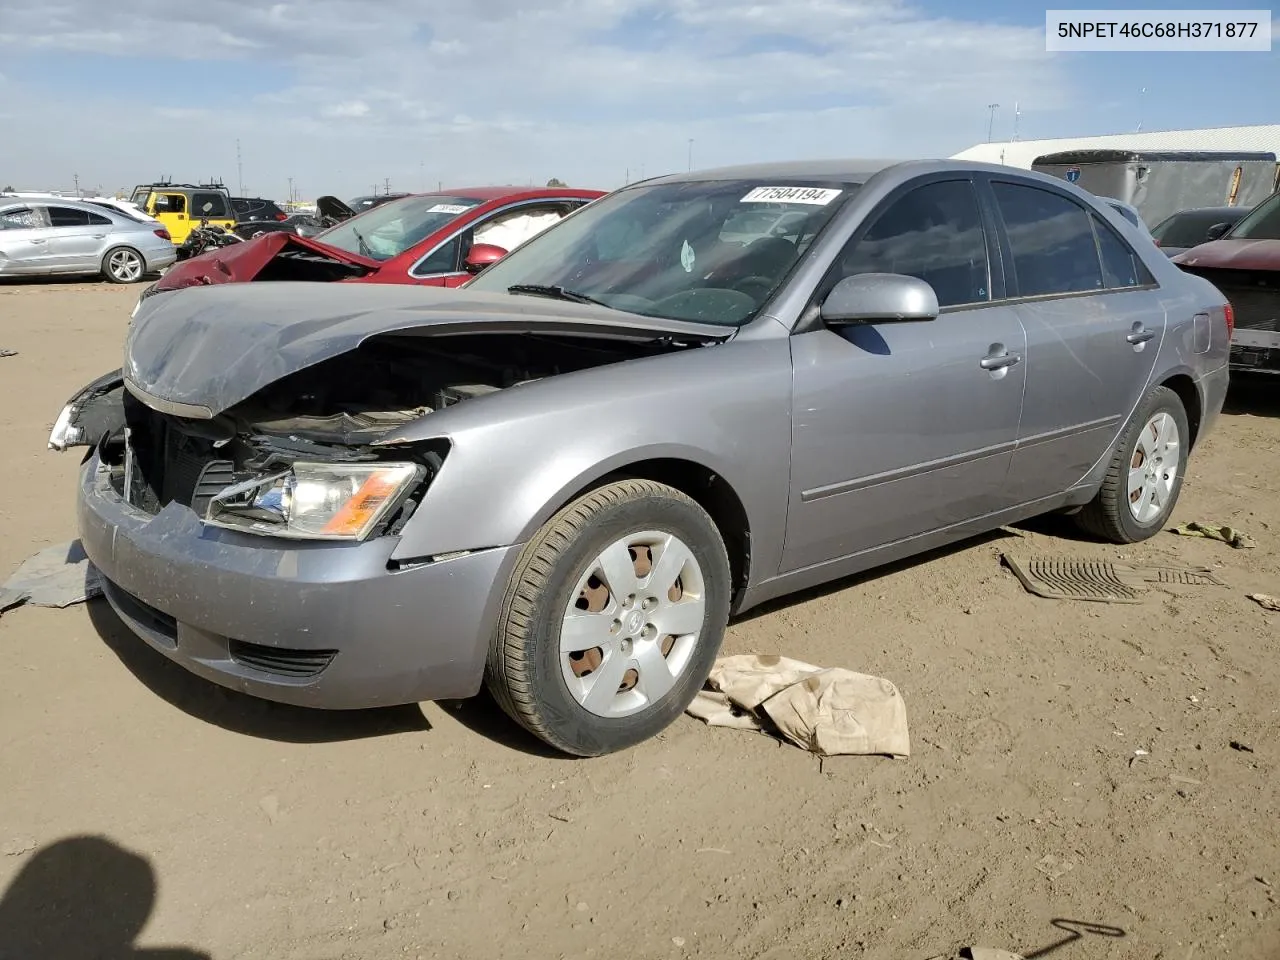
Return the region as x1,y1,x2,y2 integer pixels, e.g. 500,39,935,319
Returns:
1,280,1278,960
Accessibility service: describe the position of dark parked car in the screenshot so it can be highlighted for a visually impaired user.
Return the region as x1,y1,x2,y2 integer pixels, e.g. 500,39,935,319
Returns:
52,159,1230,757
348,193,410,213
1151,205,1250,257
231,197,290,224
1173,191,1280,373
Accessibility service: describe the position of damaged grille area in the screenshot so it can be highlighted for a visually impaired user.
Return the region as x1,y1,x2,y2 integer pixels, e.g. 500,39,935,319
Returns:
1180,265,1280,370
105,331,675,524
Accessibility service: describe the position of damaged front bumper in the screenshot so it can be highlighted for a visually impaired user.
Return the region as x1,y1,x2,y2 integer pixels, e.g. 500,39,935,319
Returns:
77,449,520,709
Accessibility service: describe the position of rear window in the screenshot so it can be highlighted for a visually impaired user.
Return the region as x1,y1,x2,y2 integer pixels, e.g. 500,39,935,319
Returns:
191,192,231,219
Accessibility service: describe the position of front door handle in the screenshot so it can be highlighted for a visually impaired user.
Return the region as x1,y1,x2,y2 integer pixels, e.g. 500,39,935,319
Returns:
91,233,106,239
30,238,47,244
1127,326,1156,345
980,350,1022,370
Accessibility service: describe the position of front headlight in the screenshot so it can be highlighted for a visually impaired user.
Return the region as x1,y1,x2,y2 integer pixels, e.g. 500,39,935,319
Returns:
206,461,423,541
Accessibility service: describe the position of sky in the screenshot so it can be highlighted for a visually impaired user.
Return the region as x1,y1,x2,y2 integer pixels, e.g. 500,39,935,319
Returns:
0,0,1276,200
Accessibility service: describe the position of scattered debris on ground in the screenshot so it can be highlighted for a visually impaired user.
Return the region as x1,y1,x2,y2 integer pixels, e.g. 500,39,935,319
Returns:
0,541,102,617
1001,554,1225,603
1248,593,1280,612
0,349,17,358
686,654,910,757
1169,521,1256,549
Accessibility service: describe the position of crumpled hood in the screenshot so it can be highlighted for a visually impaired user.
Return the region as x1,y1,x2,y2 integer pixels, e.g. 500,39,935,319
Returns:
124,282,733,418
316,195,355,220
1173,238,1280,271
153,231,379,292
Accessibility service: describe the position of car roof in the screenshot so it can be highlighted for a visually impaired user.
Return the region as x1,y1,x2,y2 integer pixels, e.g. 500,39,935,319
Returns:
0,196,129,215
1167,205,1245,217
643,158,1078,187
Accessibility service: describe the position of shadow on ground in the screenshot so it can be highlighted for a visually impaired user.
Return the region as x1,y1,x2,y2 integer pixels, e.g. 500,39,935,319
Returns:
88,599,431,745
0,835,211,959
733,527,1025,624
1224,375,1280,419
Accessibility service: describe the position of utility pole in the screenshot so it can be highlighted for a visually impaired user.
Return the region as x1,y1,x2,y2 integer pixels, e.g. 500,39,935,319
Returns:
287,177,295,206
1013,102,1021,141
625,167,630,185
384,177,391,195
687,139,694,171
72,173,80,197
236,139,244,195
986,103,1000,142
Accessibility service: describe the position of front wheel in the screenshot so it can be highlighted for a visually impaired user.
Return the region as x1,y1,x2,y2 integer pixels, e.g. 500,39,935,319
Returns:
486,479,732,757
1075,384,1189,544
102,247,146,284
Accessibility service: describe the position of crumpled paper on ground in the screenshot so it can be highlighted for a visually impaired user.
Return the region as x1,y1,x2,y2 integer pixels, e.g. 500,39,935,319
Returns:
1249,593,1280,612
0,541,102,616
1169,521,1256,549
686,654,910,758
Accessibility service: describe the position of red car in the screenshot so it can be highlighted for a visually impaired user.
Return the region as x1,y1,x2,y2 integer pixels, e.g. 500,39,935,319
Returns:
151,186,604,293
1172,190,1280,374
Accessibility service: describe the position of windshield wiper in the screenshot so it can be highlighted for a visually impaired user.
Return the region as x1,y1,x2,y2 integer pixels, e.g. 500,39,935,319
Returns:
349,226,373,258
507,284,614,309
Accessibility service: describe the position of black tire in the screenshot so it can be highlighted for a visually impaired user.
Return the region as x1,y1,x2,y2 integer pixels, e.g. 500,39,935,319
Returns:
102,246,147,284
1075,385,1189,544
486,479,731,757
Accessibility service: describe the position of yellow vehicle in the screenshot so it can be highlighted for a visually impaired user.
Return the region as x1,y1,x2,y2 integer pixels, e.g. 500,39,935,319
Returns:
128,181,237,244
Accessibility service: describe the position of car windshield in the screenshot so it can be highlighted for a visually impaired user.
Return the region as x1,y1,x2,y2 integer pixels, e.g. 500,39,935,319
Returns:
316,195,484,260
1225,193,1280,240
466,179,858,326
1151,209,1241,247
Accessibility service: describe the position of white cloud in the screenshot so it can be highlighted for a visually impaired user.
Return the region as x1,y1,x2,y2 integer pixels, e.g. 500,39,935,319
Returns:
324,100,371,119
0,0,1070,198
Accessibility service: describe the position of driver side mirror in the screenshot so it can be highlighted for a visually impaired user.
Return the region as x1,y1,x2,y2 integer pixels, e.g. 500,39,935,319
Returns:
1204,222,1231,242
820,273,939,325
464,242,509,274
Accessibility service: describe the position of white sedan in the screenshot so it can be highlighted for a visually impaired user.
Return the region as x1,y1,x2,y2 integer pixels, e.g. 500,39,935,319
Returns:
0,197,177,283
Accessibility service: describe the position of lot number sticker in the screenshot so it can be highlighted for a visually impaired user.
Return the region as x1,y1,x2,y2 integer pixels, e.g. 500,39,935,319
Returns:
428,204,472,214
740,186,842,205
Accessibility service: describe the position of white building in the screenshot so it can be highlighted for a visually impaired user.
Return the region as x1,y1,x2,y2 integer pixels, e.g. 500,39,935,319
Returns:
951,123,1280,169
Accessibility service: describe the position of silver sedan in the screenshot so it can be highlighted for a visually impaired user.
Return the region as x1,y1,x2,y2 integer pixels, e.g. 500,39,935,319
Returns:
54,159,1231,756
0,197,176,283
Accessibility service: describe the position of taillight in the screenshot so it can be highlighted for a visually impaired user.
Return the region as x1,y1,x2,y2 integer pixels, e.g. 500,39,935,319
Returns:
1223,301,1235,337
154,228,171,241
276,212,288,220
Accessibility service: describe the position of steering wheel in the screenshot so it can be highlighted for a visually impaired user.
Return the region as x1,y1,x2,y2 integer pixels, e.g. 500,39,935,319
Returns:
731,275,775,300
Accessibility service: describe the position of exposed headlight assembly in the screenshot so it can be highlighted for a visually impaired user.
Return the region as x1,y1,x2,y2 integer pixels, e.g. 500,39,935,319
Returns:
205,461,424,541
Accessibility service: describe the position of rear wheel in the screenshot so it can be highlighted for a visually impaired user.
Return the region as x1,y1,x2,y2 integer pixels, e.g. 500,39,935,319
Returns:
486,479,731,757
102,247,146,284
1075,385,1189,543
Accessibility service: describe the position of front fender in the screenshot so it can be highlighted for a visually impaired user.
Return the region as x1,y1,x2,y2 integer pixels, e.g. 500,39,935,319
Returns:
387,338,795,589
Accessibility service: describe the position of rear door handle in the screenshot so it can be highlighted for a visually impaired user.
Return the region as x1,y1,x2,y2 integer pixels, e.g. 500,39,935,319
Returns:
30,238,47,244
1127,328,1156,344
91,233,106,239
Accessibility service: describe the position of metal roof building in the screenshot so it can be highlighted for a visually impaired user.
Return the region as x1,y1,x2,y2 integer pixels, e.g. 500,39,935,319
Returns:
951,123,1280,169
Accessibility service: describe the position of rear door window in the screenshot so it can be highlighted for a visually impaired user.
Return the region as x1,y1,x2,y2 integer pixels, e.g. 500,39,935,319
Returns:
992,181,1102,297
47,206,93,227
